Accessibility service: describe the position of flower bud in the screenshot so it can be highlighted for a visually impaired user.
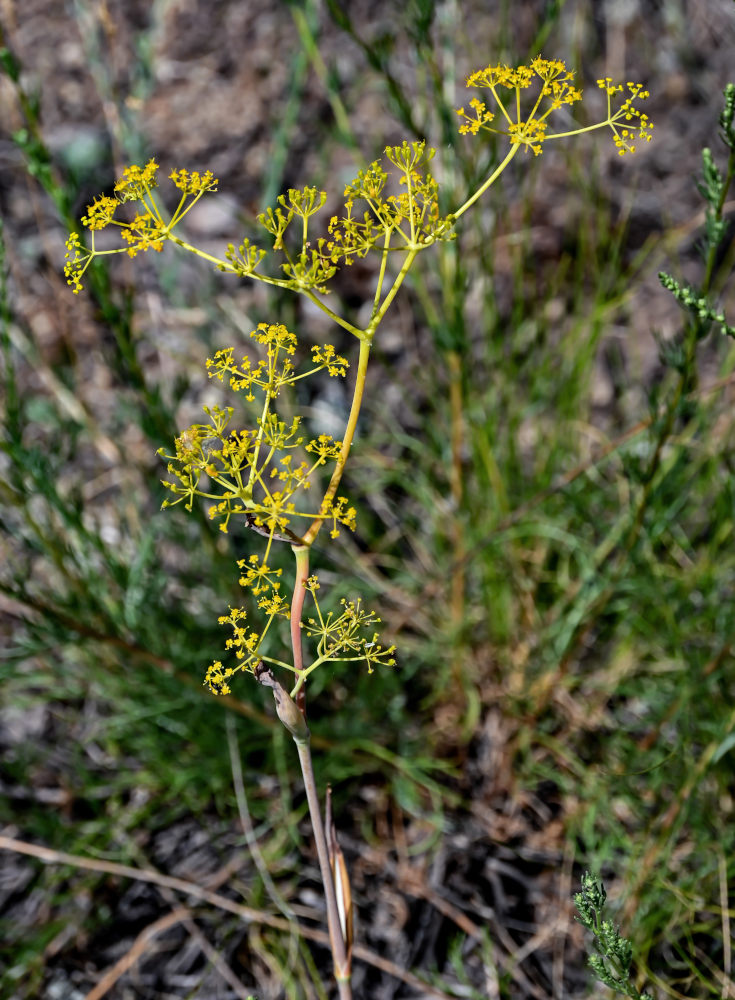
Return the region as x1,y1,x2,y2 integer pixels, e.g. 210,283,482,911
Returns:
254,662,309,741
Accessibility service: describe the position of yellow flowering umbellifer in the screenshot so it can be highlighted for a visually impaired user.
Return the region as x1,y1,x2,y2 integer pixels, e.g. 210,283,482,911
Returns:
63,54,655,997
64,55,652,702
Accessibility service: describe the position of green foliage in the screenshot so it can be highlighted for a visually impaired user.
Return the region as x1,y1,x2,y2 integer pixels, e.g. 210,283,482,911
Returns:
575,872,651,1000
659,84,735,342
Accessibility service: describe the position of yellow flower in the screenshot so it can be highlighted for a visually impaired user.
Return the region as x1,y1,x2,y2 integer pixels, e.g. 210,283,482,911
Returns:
81,195,118,231
114,159,160,201
63,233,89,294
598,79,653,155
169,168,218,194
204,660,234,696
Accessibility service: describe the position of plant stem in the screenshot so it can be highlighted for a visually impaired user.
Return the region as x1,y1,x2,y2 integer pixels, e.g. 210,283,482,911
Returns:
288,544,350,990
293,734,352,995
303,338,372,546
452,143,520,221
447,349,466,688
290,544,310,713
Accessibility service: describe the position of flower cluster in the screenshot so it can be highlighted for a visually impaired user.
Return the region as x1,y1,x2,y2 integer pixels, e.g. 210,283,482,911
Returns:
300,583,397,682
202,549,296,694
457,56,652,157
222,186,338,293
204,596,288,696
255,187,339,292
158,323,354,542
168,167,218,195
318,496,357,539
64,146,454,306
63,159,219,293
220,144,455,293
325,141,452,263
204,570,395,696
237,553,283,595
457,57,582,155
596,79,653,155
114,159,162,201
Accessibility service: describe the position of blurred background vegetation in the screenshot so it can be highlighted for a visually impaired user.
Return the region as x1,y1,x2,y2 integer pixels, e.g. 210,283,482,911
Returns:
1,1,734,997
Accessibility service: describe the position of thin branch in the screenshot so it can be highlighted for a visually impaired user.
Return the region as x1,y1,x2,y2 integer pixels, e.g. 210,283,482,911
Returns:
84,907,190,1000
226,713,300,927
718,848,733,1000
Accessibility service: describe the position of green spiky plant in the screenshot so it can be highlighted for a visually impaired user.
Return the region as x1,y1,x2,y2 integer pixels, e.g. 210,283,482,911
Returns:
575,871,651,1000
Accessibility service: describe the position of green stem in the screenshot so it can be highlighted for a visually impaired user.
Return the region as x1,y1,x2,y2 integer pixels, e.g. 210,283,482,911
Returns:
290,3,356,150
301,287,364,338
303,338,371,546
166,235,237,270
369,247,419,332
546,119,614,142
704,146,735,288
452,143,521,221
